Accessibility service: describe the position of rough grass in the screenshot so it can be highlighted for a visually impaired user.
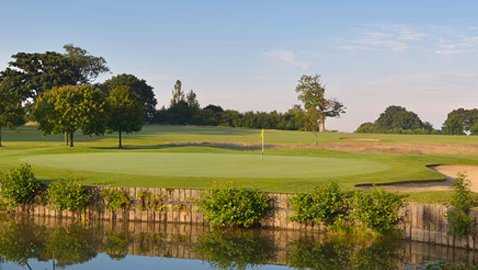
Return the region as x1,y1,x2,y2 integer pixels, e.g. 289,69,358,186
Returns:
1,125,478,200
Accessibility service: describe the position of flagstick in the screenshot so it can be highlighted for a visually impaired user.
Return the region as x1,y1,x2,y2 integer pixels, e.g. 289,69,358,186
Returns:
261,129,264,160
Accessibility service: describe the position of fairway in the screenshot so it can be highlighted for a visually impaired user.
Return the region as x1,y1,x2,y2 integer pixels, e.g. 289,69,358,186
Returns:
23,152,389,179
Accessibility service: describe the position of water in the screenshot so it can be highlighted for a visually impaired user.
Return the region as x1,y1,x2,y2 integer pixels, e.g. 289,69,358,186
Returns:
0,215,476,270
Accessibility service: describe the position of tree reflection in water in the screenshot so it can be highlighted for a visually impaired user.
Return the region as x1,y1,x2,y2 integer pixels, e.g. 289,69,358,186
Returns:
0,215,476,269
194,229,276,270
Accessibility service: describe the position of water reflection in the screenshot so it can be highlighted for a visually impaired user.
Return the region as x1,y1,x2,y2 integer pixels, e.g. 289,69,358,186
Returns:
0,215,476,270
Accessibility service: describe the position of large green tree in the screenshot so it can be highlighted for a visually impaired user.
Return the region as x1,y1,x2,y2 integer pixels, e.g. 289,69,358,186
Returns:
442,108,478,135
355,106,434,134
102,74,156,122
0,73,26,147
295,74,345,143
106,85,144,148
33,85,107,147
1,44,108,99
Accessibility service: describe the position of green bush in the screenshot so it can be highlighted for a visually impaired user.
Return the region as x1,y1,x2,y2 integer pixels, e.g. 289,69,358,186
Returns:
290,182,350,226
48,180,92,211
199,187,271,228
351,189,405,233
0,164,43,208
137,190,166,211
448,174,475,238
101,188,132,211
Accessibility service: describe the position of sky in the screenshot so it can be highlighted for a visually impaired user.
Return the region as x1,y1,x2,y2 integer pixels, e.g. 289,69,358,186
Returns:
1,0,478,131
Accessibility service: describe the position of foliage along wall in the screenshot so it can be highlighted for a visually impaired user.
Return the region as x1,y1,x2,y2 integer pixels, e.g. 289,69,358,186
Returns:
9,186,478,250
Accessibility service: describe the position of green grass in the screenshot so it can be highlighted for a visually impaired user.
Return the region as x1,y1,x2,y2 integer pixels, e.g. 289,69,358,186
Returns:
1,125,478,200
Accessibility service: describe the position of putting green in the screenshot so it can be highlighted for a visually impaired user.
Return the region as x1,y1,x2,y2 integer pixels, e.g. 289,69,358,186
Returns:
23,152,389,179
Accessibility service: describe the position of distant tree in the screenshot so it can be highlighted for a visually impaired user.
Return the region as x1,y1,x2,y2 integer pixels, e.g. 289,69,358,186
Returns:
186,90,201,123
355,105,435,134
33,85,107,147
283,105,305,130
106,86,144,148
0,76,25,147
171,80,185,106
355,122,377,133
442,108,478,135
186,90,200,111
375,106,424,131
2,44,108,99
295,74,345,143
201,105,224,126
222,110,242,127
102,74,157,122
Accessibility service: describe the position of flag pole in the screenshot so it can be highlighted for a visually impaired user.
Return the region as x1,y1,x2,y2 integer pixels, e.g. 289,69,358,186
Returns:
261,129,264,160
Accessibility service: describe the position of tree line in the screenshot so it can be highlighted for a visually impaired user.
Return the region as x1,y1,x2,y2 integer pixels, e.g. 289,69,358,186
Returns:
356,106,478,135
154,75,345,144
1,44,476,146
0,44,346,147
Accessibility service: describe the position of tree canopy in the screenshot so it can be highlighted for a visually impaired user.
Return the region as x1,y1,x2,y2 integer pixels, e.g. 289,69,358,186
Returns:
106,85,144,148
294,74,345,143
102,74,156,122
33,85,107,147
442,108,478,135
0,74,25,146
2,44,108,99
356,106,434,134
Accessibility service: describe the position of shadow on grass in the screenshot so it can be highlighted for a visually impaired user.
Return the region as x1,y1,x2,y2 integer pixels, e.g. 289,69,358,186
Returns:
91,142,275,151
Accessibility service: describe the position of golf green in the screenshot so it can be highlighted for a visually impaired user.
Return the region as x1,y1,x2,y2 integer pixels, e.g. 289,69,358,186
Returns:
23,152,389,179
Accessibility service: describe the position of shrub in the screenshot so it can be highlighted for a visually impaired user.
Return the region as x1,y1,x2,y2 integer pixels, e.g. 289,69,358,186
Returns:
290,182,350,226
137,190,166,211
48,180,92,211
448,174,475,238
0,164,43,208
101,188,132,211
199,187,271,228
351,189,405,233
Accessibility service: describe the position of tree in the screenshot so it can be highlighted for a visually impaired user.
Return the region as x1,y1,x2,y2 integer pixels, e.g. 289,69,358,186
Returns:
3,44,108,99
355,106,434,134
0,74,26,147
171,80,185,106
102,74,157,122
355,122,376,133
186,90,200,111
106,86,144,148
442,108,478,135
201,105,224,126
33,85,107,147
295,74,345,143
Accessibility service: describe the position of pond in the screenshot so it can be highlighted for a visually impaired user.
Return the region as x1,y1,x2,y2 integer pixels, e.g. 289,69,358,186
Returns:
0,215,476,270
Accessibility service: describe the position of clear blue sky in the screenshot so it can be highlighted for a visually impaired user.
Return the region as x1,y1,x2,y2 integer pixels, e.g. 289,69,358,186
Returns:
1,1,477,131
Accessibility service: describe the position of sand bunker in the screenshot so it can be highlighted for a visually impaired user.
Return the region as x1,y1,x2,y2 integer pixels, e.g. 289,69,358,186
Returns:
434,165,478,192
360,165,478,193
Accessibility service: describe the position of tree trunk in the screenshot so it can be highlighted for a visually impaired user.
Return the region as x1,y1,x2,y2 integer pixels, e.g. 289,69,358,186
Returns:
0,126,2,147
69,132,74,147
319,114,326,132
118,129,123,149
65,132,69,146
